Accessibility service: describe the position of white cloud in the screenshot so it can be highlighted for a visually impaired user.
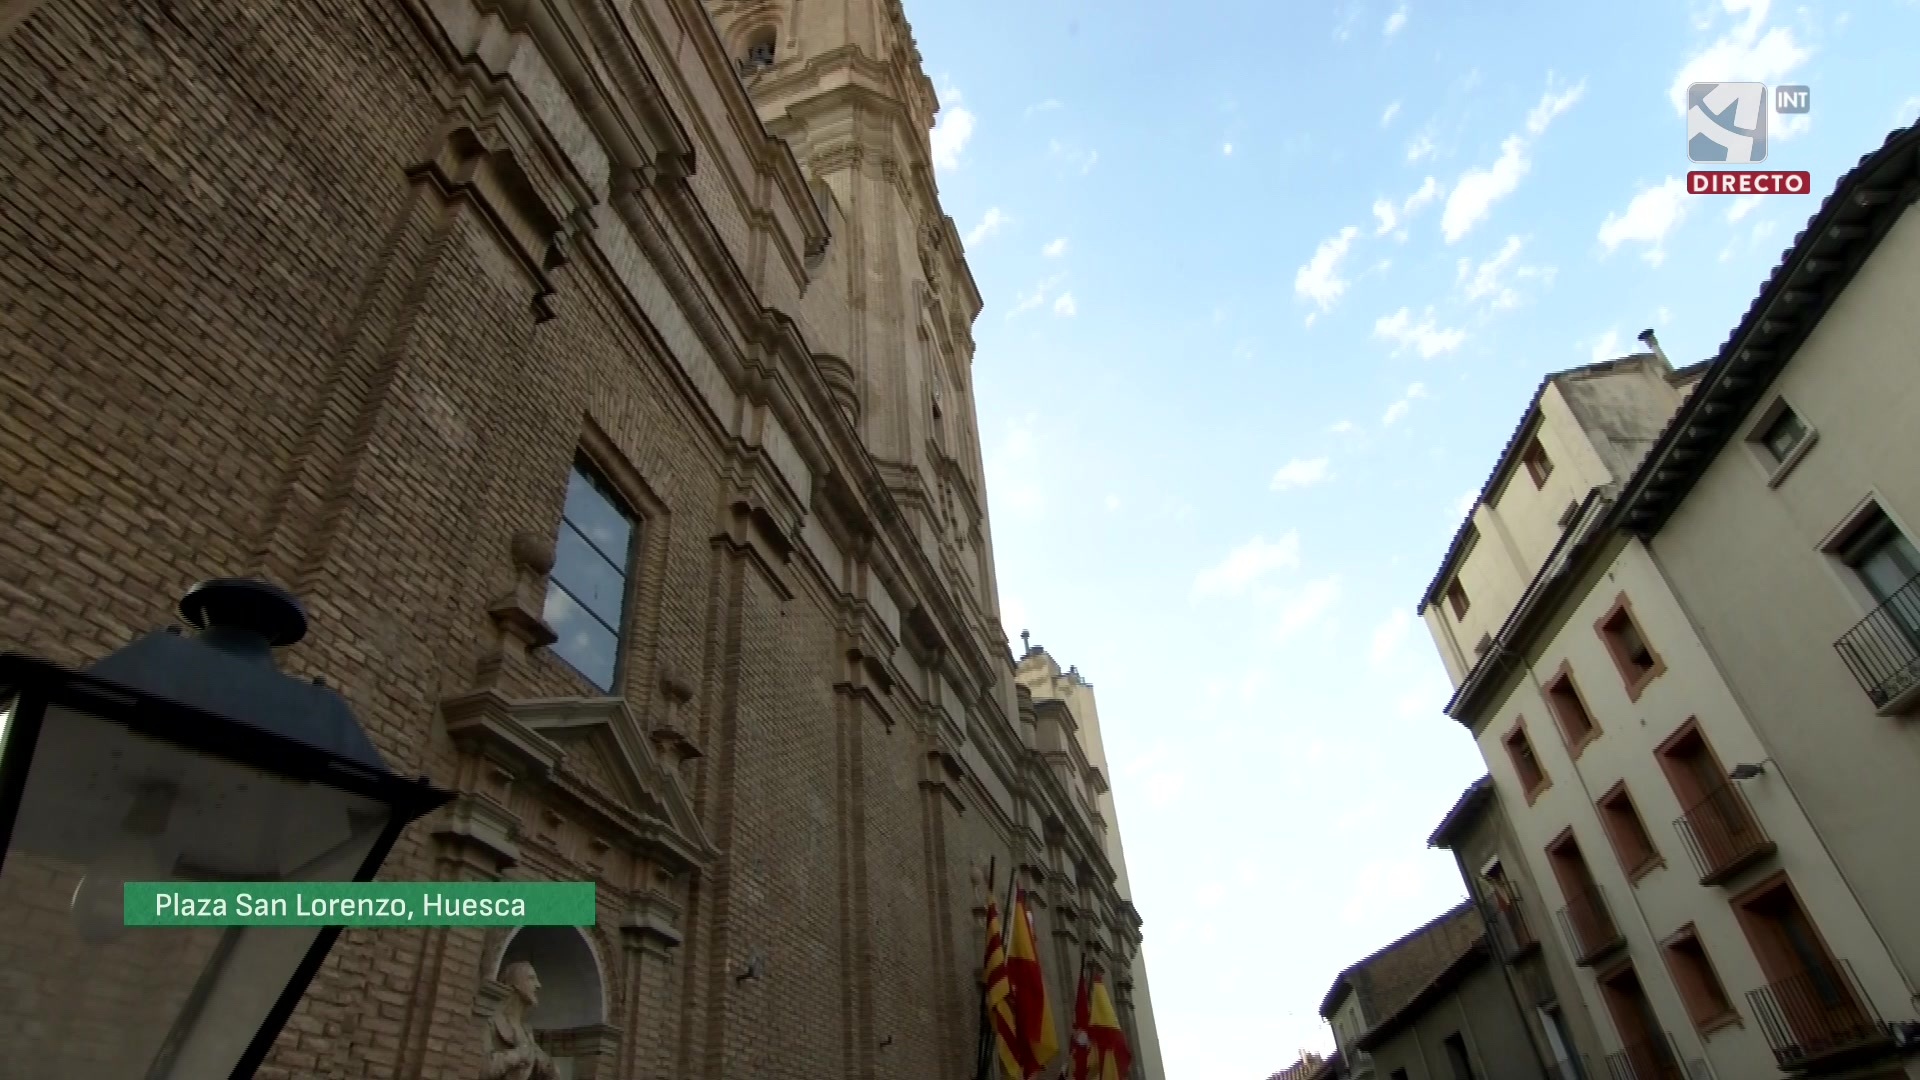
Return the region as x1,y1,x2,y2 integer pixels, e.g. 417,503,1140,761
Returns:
1053,292,1078,317
1589,327,1623,362
1294,226,1361,311
1374,309,1466,358
1270,457,1333,491
1105,494,1121,512
1598,177,1691,266
1381,100,1402,127
1657,305,1674,326
1329,420,1357,434
1726,195,1764,223
1274,577,1342,640
1374,176,1440,239
1455,490,1478,518
1025,98,1064,116
1457,235,1554,311
1383,3,1408,36
1222,141,1235,156
1897,96,1920,124
965,207,1006,246
1008,273,1067,318
1194,533,1302,597
1441,135,1527,243
1042,237,1068,258
931,86,976,172
1669,1,1811,137
1525,79,1587,137
1339,852,1468,928
999,593,1029,648
1406,130,1437,163
1381,381,1428,426
1441,79,1583,243
1369,610,1413,668
1048,139,1099,174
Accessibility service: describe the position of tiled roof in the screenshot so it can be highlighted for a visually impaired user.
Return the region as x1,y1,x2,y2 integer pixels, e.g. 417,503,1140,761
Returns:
1317,900,1482,1020
1354,934,1492,1052
1619,123,1920,537
1426,774,1494,849
1415,352,1658,613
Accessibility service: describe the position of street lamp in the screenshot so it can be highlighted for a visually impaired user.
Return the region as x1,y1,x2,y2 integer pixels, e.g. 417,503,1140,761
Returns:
0,577,452,1078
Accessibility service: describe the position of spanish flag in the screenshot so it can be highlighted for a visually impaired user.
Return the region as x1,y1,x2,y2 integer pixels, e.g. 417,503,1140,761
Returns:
1070,965,1094,1080
1081,972,1133,1080
1007,889,1060,1070
982,901,1036,1079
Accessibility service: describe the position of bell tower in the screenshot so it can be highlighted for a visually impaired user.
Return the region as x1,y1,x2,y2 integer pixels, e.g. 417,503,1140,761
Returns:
707,0,1003,652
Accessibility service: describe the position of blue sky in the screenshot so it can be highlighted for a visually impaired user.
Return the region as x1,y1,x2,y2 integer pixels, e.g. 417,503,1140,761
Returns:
907,0,1920,1076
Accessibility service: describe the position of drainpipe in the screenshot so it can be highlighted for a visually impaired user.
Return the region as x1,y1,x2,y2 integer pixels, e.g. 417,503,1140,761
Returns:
1642,541,1920,1006
1494,632,1719,1075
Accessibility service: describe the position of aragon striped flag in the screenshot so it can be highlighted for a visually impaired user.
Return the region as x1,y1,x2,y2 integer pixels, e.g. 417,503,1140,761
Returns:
981,900,1038,1080
1006,888,1061,1072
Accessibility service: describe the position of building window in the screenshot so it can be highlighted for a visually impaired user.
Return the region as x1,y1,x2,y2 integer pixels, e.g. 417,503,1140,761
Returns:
1757,405,1809,463
1596,595,1665,701
1838,506,1920,607
1596,782,1662,881
1443,1032,1476,1080
1661,924,1738,1031
1504,720,1549,803
1544,666,1599,754
1596,963,1677,1074
1447,578,1471,619
1732,872,1869,1056
544,459,636,692
1547,831,1622,963
1522,437,1553,488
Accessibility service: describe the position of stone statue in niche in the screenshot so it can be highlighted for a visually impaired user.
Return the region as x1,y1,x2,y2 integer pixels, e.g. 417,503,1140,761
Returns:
482,961,558,1080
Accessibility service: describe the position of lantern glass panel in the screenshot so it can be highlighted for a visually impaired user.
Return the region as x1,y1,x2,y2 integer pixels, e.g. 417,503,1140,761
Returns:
0,700,392,1077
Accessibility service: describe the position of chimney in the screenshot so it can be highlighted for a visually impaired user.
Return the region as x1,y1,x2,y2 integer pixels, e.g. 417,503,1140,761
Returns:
1637,328,1672,369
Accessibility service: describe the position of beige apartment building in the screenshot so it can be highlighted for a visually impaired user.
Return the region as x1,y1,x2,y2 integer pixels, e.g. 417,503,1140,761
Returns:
1016,639,1167,1080
1418,126,1920,1080
1430,775,1609,1078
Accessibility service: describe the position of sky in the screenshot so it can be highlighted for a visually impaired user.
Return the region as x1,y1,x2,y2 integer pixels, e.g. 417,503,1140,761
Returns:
904,0,1920,1076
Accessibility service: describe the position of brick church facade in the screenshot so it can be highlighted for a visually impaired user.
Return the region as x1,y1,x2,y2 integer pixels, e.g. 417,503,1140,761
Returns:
0,0,1155,1077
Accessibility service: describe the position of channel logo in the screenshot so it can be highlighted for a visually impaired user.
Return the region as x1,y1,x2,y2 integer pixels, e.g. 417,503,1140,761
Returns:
1686,82,1812,196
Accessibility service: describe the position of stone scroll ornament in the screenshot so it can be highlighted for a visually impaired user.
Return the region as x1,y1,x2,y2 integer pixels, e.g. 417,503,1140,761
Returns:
483,961,559,1080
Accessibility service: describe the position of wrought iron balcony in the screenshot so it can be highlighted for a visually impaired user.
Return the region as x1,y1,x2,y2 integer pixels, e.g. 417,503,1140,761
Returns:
1485,896,1540,960
1835,576,1920,711
1556,889,1625,966
1746,958,1894,1070
1674,782,1776,885
1603,1034,1685,1080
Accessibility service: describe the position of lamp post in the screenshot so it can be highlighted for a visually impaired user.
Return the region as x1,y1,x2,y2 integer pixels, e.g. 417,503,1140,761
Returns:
0,577,452,1078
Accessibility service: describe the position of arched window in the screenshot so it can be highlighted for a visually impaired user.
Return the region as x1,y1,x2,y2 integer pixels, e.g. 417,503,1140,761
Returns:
742,28,776,72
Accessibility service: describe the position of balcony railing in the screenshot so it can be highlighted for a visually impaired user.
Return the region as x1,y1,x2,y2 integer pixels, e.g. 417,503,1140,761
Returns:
1835,575,1920,710
1603,1034,1685,1080
1485,896,1540,960
1674,782,1776,885
1556,889,1625,965
1746,958,1893,1070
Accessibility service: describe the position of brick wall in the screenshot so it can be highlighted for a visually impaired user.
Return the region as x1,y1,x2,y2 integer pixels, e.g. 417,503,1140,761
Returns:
0,1,1148,1077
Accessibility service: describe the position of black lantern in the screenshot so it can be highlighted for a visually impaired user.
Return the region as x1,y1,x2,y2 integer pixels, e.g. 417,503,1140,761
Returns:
0,578,452,1078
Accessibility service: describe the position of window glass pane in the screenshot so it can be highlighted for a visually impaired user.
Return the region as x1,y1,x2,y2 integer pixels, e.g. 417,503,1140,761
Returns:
552,523,627,628
544,586,619,691
1762,410,1806,461
565,468,633,567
